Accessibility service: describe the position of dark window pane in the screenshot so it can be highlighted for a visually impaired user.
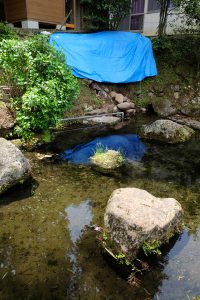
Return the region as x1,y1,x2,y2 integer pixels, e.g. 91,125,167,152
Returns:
148,0,174,12
148,0,160,11
131,0,145,14
130,15,144,30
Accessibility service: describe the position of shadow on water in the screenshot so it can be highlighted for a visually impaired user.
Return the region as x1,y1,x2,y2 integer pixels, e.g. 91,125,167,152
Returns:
0,178,39,206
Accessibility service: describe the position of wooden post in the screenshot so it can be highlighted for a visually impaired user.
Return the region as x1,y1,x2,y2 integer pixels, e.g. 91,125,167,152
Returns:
73,0,77,28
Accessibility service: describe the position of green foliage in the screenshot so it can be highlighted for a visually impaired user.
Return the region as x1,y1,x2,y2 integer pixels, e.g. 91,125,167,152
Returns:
0,35,79,140
0,23,18,42
80,0,130,31
173,0,200,27
142,240,161,256
152,35,200,76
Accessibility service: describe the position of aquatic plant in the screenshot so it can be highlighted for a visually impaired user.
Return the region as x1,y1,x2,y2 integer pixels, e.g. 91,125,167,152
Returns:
91,147,125,170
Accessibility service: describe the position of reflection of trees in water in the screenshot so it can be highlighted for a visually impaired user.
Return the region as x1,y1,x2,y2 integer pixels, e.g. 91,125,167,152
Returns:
143,139,200,186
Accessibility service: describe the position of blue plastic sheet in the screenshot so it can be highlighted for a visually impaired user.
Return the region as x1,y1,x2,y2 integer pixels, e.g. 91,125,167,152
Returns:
49,31,157,83
60,134,146,165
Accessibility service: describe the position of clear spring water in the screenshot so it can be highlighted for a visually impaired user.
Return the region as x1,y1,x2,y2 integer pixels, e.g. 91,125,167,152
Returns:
0,116,200,300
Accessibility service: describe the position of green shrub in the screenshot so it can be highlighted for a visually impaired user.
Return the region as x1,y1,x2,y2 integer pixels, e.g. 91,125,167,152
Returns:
0,23,18,42
0,35,79,140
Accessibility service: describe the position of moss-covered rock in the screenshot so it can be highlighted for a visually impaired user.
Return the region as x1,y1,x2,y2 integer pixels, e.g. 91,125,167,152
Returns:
141,119,194,144
91,149,124,174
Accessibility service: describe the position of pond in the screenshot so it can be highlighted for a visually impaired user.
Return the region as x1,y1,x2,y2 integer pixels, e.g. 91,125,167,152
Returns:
0,115,200,300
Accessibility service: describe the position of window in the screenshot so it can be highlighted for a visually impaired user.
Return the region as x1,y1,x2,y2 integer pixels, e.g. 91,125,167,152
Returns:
130,0,145,31
148,0,160,12
148,0,175,13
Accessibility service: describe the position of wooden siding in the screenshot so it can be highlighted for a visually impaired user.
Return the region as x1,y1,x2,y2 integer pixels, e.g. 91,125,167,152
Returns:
4,0,65,24
4,0,27,22
27,0,65,24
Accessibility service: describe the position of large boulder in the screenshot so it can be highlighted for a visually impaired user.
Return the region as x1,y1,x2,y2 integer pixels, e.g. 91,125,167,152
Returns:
152,98,178,117
0,138,31,194
141,119,194,144
104,188,182,261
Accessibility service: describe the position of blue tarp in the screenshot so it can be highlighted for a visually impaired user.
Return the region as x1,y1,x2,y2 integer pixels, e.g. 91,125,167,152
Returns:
60,134,146,165
49,31,157,83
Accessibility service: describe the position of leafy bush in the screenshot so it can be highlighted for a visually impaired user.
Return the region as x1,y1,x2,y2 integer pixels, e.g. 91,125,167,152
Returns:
152,34,200,75
0,23,18,42
0,35,79,140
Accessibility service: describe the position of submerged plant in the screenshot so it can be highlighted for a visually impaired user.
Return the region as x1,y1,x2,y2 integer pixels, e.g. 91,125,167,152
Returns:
142,240,162,256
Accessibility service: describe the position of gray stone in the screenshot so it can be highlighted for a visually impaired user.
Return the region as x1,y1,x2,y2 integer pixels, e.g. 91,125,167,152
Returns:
110,91,117,99
117,102,132,111
169,114,200,131
83,116,121,126
0,102,15,129
140,107,147,113
141,119,194,144
113,106,119,113
86,108,109,115
0,138,31,194
152,98,178,117
104,188,182,261
174,92,179,100
126,109,136,115
174,85,180,92
115,93,124,104
148,92,154,98
97,89,108,98
90,82,102,91
180,96,200,117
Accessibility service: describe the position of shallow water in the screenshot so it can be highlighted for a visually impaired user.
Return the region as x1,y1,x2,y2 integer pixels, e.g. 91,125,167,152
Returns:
0,117,200,300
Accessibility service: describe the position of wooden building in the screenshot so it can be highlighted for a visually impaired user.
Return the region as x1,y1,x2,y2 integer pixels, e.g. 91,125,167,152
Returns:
4,0,66,28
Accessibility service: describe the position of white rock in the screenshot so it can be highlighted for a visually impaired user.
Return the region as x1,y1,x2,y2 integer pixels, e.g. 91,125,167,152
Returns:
115,94,124,104
104,188,183,261
0,138,31,194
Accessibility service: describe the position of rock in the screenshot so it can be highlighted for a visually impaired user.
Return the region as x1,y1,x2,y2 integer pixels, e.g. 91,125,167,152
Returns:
174,85,180,92
110,91,117,99
0,138,31,194
104,188,182,261
113,106,119,113
174,92,179,100
84,105,94,112
90,82,102,91
91,150,124,173
86,107,108,115
152,98,178,117
171,84,180,92
141,119,194,144
140,107,147,113
101,86,109,93
148,92,154,98
83,116,121,126
117,102,135,111
126,109,136,116
97,89,108,98
180,96,200,117
115,93,124,104
107,104,115,113
0,102,15,137
169,114,200,131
